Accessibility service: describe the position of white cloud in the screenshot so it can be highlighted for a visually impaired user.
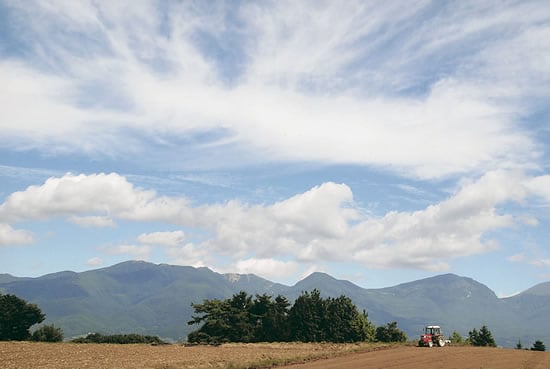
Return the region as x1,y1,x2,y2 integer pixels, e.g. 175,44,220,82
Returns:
221,258,300,281
508,253,526,263
167,243,209,268
530,258,550,268
68,215,116,228
524,175,550,202
137,230,185,247
1,1,546,178
0,223,34,246
86,257,104,267
0,172,186,223
0,170,547,272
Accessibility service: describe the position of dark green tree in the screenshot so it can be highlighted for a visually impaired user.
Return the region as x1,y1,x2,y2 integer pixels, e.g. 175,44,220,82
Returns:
531,340,546,351
188,298,232,344
30,324,64,342
271,295,291,341
0,293,45,341
226,291,254,342
516,339,523,350
249,294,290,342
468,325,496,347
324,296,375,342
188,290,375,343
375,321,407,343
288,289,327,342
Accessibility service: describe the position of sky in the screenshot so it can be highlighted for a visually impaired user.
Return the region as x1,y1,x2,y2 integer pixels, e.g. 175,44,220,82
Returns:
1,0,550,298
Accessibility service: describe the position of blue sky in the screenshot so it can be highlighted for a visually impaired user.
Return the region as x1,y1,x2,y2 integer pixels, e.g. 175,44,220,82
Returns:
1,0,550,297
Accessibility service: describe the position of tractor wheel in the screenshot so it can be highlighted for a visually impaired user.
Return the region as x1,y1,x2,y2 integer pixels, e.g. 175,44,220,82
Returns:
428,340,434,348
438,338,446,347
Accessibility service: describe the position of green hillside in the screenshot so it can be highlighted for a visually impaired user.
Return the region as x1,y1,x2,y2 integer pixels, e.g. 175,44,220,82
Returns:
1,261,548,346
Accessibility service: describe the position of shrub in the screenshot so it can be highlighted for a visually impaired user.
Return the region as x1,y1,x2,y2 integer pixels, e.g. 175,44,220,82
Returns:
31,324,64,342
450,331,464,345
375,321,407,343
71,332,166,344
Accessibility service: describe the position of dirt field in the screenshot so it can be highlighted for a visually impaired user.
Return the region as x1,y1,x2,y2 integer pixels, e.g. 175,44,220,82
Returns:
0,341,374,369
1,342,549,369
279,345,550,369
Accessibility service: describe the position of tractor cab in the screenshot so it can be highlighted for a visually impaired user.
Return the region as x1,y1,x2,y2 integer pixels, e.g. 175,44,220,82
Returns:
419,325,446,347
425,326,441,336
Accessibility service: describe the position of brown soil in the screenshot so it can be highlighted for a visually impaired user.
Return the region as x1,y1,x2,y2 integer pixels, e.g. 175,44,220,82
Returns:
1,342,549,369
0,341,372,369
279,345,550,369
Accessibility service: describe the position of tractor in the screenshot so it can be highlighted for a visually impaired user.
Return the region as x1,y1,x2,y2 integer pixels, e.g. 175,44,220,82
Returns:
418,325,446,347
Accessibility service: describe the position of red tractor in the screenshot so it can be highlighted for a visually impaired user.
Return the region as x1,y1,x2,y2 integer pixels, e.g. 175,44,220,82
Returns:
418,325,446,347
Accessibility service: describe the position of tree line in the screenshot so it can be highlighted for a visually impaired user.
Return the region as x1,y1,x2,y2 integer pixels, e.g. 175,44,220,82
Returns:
0,293,162,343
2,291,546,350
187,289,407,344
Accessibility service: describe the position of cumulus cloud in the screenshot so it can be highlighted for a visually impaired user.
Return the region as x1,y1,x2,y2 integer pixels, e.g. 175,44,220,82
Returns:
1,1,546,178
167,243,209,268
0,223,34,246
1,170,545,272
0,172,191,224
137,231,185,247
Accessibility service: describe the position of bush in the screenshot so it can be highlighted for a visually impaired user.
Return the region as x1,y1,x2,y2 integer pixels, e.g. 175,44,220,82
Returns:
450,331,464,345
375,321,407,343
71,332,166,344
31,324,64,342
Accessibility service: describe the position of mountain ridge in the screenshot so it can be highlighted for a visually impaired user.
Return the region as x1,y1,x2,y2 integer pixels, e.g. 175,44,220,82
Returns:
1,260,548,347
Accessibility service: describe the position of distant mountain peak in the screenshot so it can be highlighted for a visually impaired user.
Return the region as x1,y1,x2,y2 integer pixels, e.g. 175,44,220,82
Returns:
1,261,549,346
520,281,550,296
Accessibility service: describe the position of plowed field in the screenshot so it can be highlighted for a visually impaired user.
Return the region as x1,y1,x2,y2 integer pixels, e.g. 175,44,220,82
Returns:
0,341,375,369
1,342,549,369
279,345,550,369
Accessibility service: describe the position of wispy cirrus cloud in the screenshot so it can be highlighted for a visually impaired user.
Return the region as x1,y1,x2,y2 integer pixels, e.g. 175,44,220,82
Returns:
1,1,547,178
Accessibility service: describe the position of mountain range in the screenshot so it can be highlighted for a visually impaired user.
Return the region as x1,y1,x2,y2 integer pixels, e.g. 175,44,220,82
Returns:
1,260,549,347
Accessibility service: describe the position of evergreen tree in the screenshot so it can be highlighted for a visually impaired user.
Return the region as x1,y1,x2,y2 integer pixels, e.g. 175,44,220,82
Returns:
188,298,232,344
271,295,291,341
468,325,496,347
226,291,254,342
531,340,545,351
288,289,326,342
188,290,375,343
